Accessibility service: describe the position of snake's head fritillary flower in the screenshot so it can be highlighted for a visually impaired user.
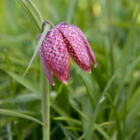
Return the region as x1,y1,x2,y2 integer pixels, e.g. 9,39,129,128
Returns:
38,21,97,85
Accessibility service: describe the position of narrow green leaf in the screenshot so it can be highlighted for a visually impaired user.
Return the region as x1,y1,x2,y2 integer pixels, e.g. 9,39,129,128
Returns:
109,56,140,122
27,0,43,22
66,0,76,24
80,75,95,108
118,4,140,68
51,103,69,118
58,123,69,138
3,93,41,103
0,109,45,126
71,105,89,122
17,0,41,34
53,117,82,126
5,70,40,93
65,126,82,132
51,83,64,102
106,0,115,97
7,123,13,140
5,50,17,109
84,69,120,140
106,94,123,139
72,105,112,140
118,56,140,94
127,86,140,108
22,24,50,77
0,81,10,91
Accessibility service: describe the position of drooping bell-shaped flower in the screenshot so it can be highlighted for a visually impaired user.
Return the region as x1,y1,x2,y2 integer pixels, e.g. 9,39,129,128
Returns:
38,21,97,85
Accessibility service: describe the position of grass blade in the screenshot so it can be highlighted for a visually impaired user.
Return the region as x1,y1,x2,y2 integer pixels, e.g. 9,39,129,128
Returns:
6,70,40,93
27,0,43,22
72,105,112,140
106,94,123,139
0,109,45,126
84,68,120,140
17,0,41,34
71,105,89,122
22,24,50,77
53,117,82,126
66,0,77,24
80,75,95,108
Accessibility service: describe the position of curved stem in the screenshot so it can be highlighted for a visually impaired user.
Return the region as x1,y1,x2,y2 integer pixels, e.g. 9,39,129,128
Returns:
42,20,54,32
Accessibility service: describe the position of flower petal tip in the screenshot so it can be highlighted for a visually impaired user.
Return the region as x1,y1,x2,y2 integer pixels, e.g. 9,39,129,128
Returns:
52,83,55,86
85,69,91,73
63,80,68,85
94,64,97,68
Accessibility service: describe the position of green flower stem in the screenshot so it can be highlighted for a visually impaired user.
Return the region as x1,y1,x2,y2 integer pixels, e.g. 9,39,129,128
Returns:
40,23,51,140
41,66,50,140
42,69,50,140
46,78,50,140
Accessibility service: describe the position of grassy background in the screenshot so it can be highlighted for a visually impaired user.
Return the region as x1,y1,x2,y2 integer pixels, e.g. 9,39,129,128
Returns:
0,0,140,140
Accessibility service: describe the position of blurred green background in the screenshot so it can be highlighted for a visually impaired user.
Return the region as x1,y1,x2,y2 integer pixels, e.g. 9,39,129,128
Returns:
0,0,140,140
